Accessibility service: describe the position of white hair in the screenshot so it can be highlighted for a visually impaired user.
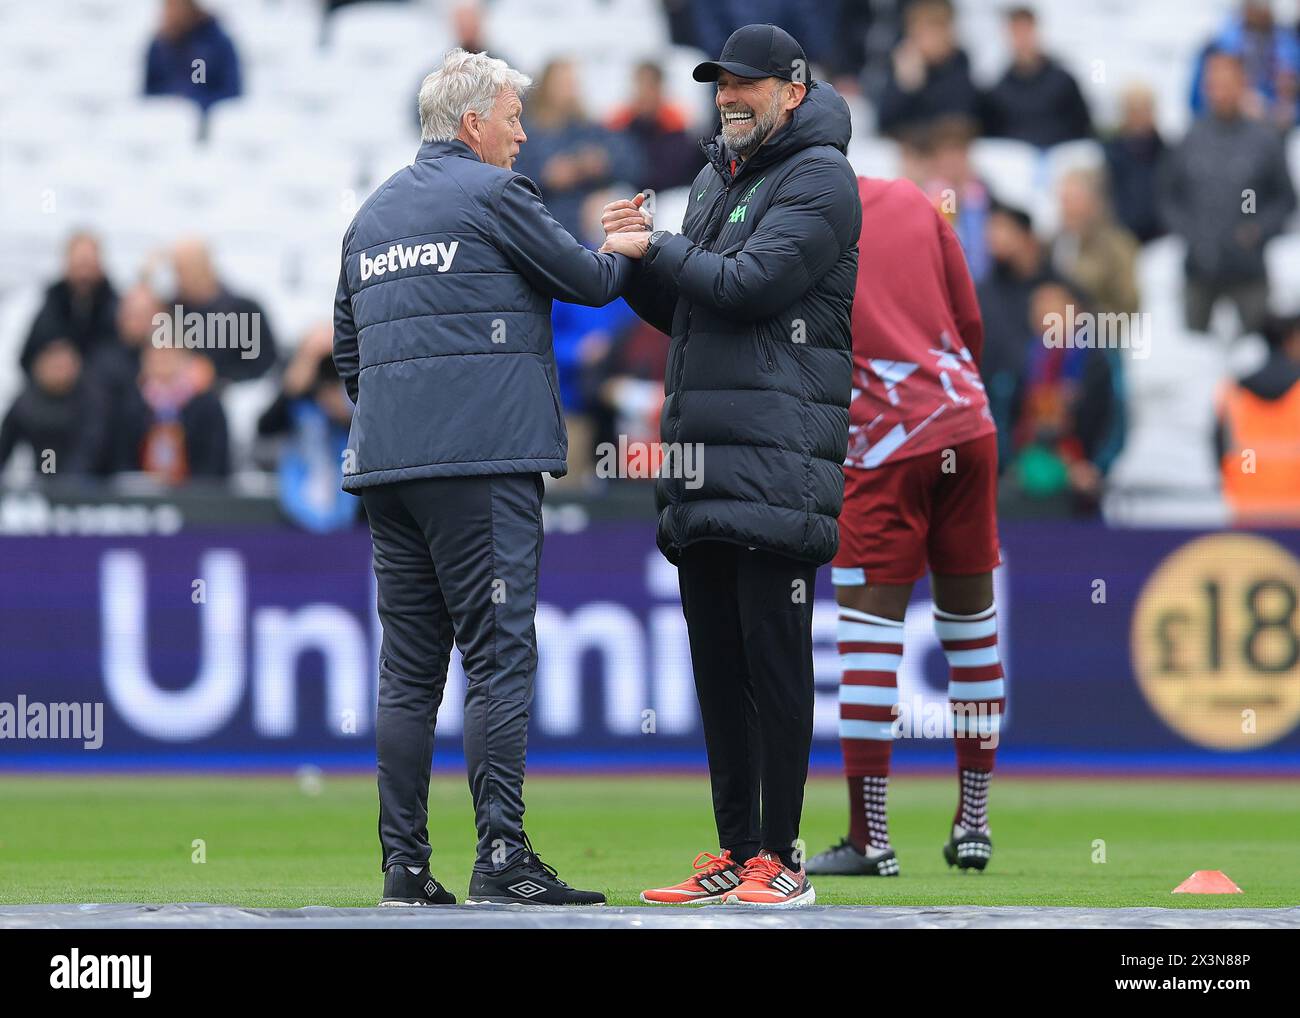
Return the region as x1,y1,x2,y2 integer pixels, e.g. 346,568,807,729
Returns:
418,48,531,143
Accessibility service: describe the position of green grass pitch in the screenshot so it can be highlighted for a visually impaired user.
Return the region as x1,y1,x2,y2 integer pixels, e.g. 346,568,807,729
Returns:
0,774,1296,909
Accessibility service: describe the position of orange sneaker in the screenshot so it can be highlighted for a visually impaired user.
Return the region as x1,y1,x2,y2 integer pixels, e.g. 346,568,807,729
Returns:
640,850,746,905
726,851,815,907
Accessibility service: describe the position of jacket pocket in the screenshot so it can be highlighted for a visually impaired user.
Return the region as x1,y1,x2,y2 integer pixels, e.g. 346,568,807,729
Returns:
534,357,567,460
537,358,564,422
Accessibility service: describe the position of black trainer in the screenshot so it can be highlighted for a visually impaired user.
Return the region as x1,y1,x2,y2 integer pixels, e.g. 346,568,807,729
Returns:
379,864,457,906
465,836,605,906
806,837,900,876
943,826,993,871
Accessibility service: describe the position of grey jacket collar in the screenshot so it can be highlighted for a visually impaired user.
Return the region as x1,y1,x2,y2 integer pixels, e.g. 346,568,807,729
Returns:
415,138,482,163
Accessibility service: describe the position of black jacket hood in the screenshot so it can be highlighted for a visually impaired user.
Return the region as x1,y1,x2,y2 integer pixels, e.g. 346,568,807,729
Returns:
1240,354,1300,401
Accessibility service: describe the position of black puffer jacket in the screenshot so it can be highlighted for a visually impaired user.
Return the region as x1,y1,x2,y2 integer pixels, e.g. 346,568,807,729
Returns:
625,80,860,564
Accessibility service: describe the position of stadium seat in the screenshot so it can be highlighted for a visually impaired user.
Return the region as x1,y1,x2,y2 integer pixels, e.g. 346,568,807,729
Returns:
1266,234,1300,315
261,149,363,236
485,0,668,74
364,142,418,193
1288,133,1300,202
205,97,320,164
208,0,321,45
101,98,204,162
221,376,282,477
646,187,687,234
209,231,291,305
969,138,1040,212
660,45,716,134
0,107,96,164
326,1,448,68
0,283,42,415
848,138,902,181
1137,236,1186,316
1045,138,1106,178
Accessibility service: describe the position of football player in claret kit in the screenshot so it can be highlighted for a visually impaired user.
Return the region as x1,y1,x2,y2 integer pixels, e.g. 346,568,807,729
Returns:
806,175,1005,877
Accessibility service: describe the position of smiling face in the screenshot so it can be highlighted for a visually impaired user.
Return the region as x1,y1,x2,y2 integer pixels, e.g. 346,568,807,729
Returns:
715,71,804,159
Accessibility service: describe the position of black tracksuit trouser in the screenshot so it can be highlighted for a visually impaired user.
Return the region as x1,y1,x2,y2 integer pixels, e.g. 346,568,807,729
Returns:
361,472,544,874
676,540,818,864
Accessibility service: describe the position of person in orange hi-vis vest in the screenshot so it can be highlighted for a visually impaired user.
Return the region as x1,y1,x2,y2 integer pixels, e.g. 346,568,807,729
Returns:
1216,314,1300,524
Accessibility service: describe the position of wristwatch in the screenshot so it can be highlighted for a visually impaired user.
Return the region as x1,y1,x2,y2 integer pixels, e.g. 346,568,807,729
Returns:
647,230,670,250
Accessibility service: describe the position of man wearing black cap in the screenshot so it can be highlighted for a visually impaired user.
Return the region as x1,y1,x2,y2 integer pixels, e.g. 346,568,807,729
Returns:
601,24,860,907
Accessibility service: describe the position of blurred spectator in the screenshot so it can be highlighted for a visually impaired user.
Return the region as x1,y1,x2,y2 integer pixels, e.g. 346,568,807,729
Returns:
686,0,838,74
1103,83,1167,244
981,6,1092,148
512,59,641,238
549,191,640,485
448,0,490,54
257,323,357,532
21,232,118,376
144,0,243,113
876,0,980,139
912,116,993,282
662,0,695,47
165,238,278,382
86,284,162,411
826,0,903,99
410,3,510,133
1003,279,1122,517
0,341,105,479
977,201,1049,462
1190,0,1300,130
606,62,704,195
1051,167,1140,317
326,0,407,12
114,344,229,483
1216,314,1300,523
589,319,669,469
1159,49,1296,337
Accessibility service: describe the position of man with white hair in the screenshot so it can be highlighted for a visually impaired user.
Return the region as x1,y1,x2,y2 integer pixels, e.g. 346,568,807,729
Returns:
334,48,647,907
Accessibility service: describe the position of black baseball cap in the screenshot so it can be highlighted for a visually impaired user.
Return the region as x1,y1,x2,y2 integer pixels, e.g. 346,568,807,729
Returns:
693,24,808,82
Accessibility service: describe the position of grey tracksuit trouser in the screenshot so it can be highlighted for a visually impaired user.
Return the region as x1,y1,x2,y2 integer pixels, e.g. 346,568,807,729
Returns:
360,472,544,873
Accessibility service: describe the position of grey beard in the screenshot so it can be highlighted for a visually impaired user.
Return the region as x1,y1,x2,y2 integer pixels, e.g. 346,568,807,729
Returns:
724,99,782,159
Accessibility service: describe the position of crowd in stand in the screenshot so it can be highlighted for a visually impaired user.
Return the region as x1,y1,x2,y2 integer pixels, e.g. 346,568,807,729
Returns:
5,0,1300,526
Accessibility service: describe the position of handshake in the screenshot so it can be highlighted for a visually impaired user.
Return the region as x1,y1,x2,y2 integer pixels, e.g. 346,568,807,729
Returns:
598,192,655,258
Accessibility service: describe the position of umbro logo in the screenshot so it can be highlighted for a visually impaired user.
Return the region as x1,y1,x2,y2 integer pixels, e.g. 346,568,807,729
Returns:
423,879,437,896
507,879,548,899
359,240,459,280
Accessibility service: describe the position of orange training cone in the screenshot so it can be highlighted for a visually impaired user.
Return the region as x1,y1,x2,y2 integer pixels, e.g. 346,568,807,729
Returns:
1172,870,1242,894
